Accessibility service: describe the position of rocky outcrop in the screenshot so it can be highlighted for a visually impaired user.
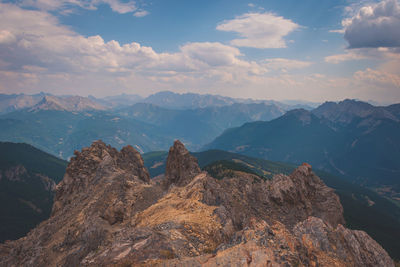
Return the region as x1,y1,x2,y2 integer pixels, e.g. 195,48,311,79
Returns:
165,140,201,187
200,162,344,232
52,140,150,216
293,217,394,267
158,216,393,267
0,141,394,267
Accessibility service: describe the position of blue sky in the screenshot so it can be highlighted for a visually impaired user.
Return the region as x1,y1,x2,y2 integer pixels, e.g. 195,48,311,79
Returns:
59,0,349,60
0,0,399,103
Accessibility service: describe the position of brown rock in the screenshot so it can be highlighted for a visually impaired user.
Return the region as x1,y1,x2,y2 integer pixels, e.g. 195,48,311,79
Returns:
269,163,345,227
0,141,394,267
117,145,150,183
165,140,201,187
52,140,150,216
293,217,394,267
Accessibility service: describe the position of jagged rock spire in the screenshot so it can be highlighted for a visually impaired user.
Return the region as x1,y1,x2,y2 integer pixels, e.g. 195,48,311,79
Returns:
52,140,150,215
273,162,345,227
117,145,150,183
0,140,394,267
165,140,201,187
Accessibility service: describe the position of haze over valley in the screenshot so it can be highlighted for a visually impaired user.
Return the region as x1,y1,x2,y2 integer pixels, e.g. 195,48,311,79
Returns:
1,0,400,266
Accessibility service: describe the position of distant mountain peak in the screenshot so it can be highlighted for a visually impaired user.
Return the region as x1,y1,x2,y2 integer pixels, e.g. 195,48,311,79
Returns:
143,90,237,109
31,95,66,111
29,95,106,112
313,99,398,124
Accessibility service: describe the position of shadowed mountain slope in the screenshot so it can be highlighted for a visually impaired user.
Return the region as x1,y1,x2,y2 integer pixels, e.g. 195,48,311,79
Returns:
206,100,400,200
0,142,67,243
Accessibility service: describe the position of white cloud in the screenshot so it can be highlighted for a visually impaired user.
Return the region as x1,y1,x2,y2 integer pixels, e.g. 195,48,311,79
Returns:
0,30,16,44
216,12,300,49
324,51,368,63
0,4,267,84
18,0,140,14
262,58,312,71
354,68,400,87
329,29,345,34
343,0,400,48
0,2,399,104
99,0,137,14
0,3,158,73
133,10,149,17
180,42,242,67
18,0,72,11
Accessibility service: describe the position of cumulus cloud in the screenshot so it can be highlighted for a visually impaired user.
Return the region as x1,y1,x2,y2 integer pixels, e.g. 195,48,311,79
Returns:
180,42,242,67
216,12,300,49
0,2,399,103
343,0,400,48
0,3,267,83
0,3,159,73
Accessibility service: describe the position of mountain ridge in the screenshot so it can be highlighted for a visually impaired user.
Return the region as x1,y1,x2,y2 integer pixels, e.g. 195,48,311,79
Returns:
206,100,400,200
0,140,394,266
0,91,315,114
0,100,288,158
312,99,399,124
30,95,107,112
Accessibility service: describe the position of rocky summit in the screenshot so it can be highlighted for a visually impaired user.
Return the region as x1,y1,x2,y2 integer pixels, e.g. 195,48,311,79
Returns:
0,141,394,267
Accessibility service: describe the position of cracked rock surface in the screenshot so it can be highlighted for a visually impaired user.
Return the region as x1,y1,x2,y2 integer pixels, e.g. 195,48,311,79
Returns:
0,141,394,267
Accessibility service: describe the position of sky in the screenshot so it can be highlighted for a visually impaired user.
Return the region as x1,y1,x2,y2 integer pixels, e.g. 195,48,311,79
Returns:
0,0,399,104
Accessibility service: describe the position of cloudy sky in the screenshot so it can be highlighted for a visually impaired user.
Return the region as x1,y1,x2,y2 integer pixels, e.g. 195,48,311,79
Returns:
0,0,399,103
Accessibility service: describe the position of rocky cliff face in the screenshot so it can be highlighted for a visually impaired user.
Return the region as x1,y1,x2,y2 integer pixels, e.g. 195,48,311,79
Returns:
165,140,201,187
0,141,394,267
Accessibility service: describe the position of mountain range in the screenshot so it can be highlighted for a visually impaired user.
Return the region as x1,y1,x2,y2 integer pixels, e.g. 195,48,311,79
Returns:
138,91,316,110
0,140,395,266
0,91,315,114
0,92,292,157
1,94,398,201
117,102,285,148
206,99,400,204
30,95,107,112
0,92,48,114
0,110,174,158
